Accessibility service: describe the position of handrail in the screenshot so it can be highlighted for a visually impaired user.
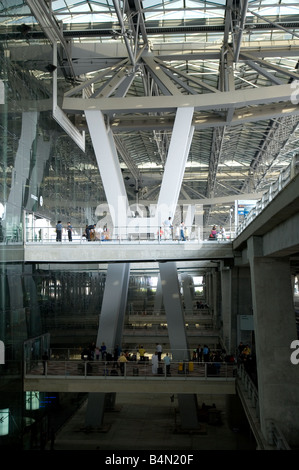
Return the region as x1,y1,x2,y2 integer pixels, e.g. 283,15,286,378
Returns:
2,158,298,246
42,322,215,333
24,358,236,381
22,224,233,244
237,363,291,450
236,158,298,236
46,348,226,361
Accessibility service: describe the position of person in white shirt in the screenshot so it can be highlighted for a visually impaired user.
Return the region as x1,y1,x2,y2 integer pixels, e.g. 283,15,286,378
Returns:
219,225,226,240
156,343,162,361
163,217,172,240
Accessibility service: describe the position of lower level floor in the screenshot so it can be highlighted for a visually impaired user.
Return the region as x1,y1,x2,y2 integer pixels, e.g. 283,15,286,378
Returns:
44,392,257,451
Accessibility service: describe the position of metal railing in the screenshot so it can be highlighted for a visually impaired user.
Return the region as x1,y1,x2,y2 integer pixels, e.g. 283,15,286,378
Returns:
25,358,236,380
2,158,299,247
236,159,298,236
23,224,234,245
237,363,291,450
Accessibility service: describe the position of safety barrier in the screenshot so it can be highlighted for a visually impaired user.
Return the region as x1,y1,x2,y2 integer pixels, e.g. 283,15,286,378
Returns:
25,358,236,380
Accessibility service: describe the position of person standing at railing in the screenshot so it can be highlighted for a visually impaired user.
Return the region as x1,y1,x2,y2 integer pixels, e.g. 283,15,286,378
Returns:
163,216,173,240
157,226,164,240
156,343,162,361
152,351,159,374
86,224,96,241
56,221,62,242
138,345,146,361
184,225,189,240
0,218,3,242
203,344,210,362
100,342,107,360
163,353,171,375
208,225,217,240
196,344,203,362
67,222,72,242
42,350,49,375
180,222,186,241
218,225,226,241
118,353,127,375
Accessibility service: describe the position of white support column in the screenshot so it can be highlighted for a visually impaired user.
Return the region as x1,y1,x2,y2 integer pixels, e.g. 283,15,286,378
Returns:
181,273,194,313
159,261,199,429
159,262,189,361
85,110,129,237
86,262,130,428
220,263,232,352
153,273,163,314
156,107,194,224
6,112,39,227
86,107,194,237
96,263,130,353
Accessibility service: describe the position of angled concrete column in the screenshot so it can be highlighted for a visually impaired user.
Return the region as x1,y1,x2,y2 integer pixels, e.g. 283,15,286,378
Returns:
206,271,213,308
159,262,189,361
96,263,130,353
220,263,232,352
247,236,299,446
113,263,130,347
86,263,130,428
211,269,221,330
153,273,163,314
6,111,38,227
23,265,42,337
6,266,27,340
181,273,194,312
85,110,129,236
159,262,199,429
156,107,194,223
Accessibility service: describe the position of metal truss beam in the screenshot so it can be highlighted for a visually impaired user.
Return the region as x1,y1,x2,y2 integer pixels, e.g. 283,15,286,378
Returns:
240,52,299,82
25,0,76,79
232,0,249,62
63,83,297,114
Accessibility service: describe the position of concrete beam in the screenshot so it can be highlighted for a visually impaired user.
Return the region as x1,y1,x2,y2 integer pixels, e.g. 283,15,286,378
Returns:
24,377,236,395
23,241,234,264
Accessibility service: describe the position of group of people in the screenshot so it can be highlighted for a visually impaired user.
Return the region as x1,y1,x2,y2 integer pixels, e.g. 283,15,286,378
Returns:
55,221,110,242
208,225,227,241
82,223,110,241
192,344,212,362
56,221,73,242
79,342,172,376
237,342,252,362
137,344,171,375
192,344,235,364
158,217,189,242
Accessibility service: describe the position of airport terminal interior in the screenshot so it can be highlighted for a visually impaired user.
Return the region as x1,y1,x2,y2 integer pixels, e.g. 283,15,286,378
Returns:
0,0,299,451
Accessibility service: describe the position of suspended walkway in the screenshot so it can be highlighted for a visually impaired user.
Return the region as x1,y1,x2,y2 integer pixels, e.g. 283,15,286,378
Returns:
23,358,236,395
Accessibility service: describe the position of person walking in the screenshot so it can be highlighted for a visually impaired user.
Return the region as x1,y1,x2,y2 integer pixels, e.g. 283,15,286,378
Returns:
180,222,186,241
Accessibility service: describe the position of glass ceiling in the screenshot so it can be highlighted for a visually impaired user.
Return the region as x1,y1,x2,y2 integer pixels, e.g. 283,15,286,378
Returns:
1,1,299,45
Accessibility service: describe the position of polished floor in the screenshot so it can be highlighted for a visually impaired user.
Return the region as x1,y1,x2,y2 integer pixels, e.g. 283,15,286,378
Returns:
47,393,257,451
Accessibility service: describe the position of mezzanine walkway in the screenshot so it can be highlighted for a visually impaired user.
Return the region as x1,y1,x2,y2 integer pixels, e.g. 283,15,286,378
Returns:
24,359,236,395
22,239,233,264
